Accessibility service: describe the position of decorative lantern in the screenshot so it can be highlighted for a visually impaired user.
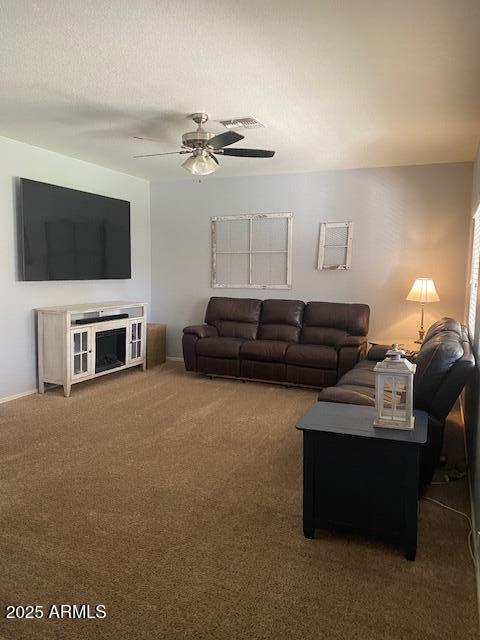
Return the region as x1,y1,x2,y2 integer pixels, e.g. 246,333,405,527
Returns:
373,345,416,430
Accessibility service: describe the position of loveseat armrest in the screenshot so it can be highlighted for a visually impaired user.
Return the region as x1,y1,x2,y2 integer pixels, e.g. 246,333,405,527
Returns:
318,386,375,406
183,324,218,339
336,336,368,379
336,335,367,348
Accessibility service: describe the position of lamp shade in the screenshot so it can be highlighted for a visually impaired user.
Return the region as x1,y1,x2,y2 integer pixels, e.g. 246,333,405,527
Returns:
182,153,218,176
406,278,440,303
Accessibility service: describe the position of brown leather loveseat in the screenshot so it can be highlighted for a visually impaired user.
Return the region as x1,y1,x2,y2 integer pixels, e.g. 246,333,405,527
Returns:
183,297,370,388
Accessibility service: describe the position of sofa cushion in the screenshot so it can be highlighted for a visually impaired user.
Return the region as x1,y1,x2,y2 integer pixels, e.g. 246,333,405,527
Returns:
300,327,347,347
258,299,304,342
303,302,370,336
216,321,258,340
240,340,290,363
196,337,244,359
205,297,262,324
205,297,262,340
337,359,376,388
260,299,305,325
258,324,301,342
285,344,337,369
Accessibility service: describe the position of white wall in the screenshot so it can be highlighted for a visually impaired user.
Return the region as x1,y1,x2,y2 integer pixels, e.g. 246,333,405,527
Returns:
150,162,473,357
0,136,151,400
2,151,472,399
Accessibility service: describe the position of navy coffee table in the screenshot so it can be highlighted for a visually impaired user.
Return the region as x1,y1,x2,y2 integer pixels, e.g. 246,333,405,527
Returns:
296,402,428,560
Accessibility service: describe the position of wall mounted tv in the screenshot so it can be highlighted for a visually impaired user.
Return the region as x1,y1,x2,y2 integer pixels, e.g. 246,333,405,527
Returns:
18,178,131,281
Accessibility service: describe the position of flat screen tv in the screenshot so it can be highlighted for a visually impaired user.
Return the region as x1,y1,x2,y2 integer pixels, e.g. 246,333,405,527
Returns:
18,178,131,281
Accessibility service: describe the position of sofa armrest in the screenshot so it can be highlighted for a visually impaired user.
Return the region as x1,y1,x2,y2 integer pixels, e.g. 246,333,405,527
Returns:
183,324,218,339
336,335,367,349
336,336,368,379
367,344,391,361
318,386,375,406
182,325,218,372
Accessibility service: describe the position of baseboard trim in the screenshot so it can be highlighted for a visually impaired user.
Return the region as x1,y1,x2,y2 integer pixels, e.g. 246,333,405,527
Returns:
166,356,184,362
459,397,480,630
0,388,38,404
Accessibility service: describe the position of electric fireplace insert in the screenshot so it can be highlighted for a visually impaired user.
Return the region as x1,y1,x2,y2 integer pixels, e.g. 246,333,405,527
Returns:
95,328,126,373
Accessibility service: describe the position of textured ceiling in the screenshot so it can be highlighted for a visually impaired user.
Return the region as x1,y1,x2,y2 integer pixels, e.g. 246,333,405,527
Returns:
0,0,479,180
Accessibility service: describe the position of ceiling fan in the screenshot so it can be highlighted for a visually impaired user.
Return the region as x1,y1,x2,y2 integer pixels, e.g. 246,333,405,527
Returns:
133,112,275,175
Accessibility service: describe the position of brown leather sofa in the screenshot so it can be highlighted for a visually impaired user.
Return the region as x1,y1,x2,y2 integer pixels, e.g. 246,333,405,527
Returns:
183,297,370,388
318,317,475,483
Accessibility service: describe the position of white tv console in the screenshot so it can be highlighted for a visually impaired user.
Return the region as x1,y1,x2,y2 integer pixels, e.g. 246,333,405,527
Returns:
36,301,147,397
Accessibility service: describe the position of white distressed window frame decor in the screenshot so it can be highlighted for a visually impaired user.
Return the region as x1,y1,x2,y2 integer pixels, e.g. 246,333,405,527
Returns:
317,221,353,270
211,213,292,289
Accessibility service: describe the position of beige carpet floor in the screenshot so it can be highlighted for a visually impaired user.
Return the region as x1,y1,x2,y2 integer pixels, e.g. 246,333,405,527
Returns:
0,362,477,640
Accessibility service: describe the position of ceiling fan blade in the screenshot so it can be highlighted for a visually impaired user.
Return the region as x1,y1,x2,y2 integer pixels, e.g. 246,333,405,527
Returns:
209,152,219,165
207,130,244,149
133,151,183,158
220,148,275,158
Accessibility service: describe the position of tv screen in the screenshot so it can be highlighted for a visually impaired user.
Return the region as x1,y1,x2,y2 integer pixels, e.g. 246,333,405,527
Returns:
18,178,131,281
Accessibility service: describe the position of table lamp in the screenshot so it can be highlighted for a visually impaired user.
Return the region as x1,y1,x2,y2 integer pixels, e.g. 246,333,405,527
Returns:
406,277,440,343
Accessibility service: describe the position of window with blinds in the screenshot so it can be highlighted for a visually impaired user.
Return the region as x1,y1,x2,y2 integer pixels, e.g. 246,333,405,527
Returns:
468,206,480,338
211,213,292,289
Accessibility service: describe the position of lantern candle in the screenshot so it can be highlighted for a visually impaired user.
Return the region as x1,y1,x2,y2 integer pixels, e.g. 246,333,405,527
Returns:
373,344,416,430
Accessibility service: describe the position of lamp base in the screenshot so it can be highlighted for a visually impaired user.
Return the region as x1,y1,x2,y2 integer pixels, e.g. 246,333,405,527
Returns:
414,328,425,345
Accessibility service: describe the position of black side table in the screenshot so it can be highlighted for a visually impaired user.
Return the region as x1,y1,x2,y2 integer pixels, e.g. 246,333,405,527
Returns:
296,402,428,560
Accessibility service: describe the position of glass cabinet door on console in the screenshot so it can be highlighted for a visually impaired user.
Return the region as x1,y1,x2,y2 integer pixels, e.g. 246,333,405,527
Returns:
127,319,144,364
71,328,94,379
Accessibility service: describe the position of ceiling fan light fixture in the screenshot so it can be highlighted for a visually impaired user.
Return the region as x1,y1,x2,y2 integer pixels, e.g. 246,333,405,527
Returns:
133,112,275,174
181,151,218,176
